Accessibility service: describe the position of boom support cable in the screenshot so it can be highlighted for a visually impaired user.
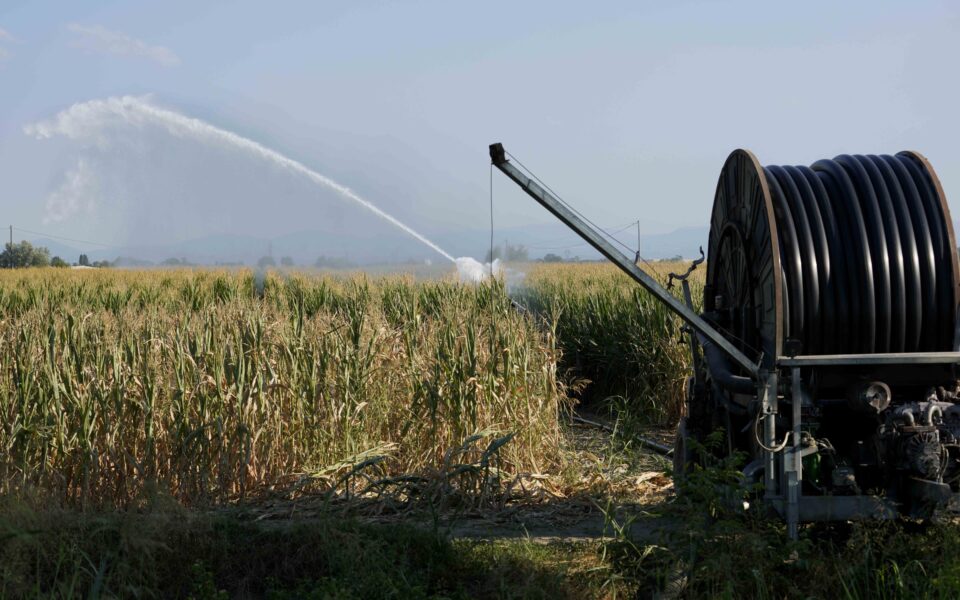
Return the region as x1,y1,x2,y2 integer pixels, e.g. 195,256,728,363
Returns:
500,151,667,276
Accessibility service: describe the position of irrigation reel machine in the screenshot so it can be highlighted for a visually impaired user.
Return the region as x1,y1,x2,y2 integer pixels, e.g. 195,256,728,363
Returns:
490,142,960,538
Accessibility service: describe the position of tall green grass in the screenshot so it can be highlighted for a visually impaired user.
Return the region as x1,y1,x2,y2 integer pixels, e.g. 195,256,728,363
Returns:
601,440,960,599
0,269,568,506
518,261,702,425
0,499,599,598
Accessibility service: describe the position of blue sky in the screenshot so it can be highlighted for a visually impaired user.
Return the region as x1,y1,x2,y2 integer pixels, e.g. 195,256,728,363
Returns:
1,0,958,260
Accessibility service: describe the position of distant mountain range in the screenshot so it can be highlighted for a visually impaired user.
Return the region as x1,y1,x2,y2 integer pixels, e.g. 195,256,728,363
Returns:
42,218,960,267
434,223,710,262
30,230,440,267
27,223,712,266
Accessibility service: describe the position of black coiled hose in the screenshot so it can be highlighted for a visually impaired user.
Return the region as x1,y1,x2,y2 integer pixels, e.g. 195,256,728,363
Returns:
764,153,956,355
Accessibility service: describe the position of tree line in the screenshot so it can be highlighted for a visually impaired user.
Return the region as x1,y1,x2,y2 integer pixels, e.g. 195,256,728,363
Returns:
0,242,112,269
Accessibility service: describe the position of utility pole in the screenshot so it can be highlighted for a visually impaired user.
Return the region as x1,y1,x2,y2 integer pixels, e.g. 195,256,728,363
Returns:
8,225,12,247
634,220,641,265
636,220,641,257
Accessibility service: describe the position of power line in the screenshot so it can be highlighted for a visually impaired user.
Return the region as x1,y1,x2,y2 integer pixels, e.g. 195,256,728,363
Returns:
604,221,639,236
524,241,592,251
497,154,662,271
506,222,641,252
491,218,638,249
503,151,640,257
489,164,638,258
12,226,120,249
526,230,638,251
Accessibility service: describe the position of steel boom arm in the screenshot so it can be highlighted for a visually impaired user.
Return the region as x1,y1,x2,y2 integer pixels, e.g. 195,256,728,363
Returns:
489,142,759,378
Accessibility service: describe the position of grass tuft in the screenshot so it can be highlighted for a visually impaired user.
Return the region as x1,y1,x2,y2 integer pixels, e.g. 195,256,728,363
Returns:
518,261,701,426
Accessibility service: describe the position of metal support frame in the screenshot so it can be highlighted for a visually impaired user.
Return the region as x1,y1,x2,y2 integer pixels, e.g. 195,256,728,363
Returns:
490,143,760,378
769,496,899,521
779,352,960,367
770,354,960,538
766,363,901,538
785,367,803,539
679,279,704,377
761,370,778,503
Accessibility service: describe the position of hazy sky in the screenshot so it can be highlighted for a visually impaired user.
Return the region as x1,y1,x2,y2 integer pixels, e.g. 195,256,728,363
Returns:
1,0,959,260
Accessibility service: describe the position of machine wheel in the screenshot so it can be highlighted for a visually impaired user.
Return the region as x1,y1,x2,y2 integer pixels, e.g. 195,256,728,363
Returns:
707,149,782,368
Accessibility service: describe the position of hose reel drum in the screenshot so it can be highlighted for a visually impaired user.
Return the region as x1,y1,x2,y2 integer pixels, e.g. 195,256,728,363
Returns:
705,150,960,364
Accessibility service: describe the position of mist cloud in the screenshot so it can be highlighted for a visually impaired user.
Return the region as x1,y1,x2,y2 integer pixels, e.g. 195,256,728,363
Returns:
67,24,180,67
44,158,100,223
0,26,14,63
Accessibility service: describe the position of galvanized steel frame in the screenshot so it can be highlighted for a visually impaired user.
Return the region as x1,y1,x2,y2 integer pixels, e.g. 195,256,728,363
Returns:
489,143,760,378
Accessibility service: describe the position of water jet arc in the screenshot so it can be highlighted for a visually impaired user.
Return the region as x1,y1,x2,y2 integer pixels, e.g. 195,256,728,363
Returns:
26,96,455,263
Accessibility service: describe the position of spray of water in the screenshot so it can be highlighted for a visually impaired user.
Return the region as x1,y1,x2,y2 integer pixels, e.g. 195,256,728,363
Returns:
455,257,503,283
25,96,456,263
454,257,527,293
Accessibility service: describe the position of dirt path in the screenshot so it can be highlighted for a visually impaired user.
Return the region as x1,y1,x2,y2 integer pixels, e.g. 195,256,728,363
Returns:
429,504,676,544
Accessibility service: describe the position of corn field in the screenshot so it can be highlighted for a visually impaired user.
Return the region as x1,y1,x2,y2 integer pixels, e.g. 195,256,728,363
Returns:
0,262,699,509
519,261,703,425
0,269,569,507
